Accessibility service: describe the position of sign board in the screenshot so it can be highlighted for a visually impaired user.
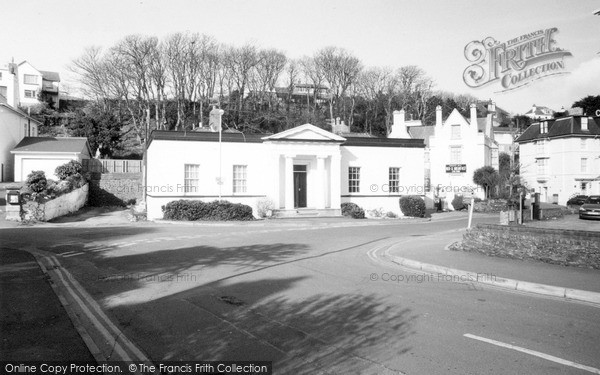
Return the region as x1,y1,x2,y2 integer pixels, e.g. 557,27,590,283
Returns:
446,164,467,173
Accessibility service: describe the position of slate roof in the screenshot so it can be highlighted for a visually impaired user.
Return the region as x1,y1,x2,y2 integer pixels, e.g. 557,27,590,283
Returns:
407,126,435,147
149,130,425,148
515,116,600,143
524,105,554,117
12,137,91,154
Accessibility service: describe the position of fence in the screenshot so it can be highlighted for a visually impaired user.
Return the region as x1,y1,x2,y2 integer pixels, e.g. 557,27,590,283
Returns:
83,159,143,174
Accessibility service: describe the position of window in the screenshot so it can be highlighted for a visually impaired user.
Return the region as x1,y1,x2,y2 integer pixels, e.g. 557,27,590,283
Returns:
450,146,462,164
540,121,548,134
388,167,400,193
232,165,247,193
536,139,546,154
184,164,199,193
348,167,360,193
451,125,461,139
0,86,7,98
24,74,37,84
581,158,588,173
582,117,588,131
537,158,548,175
24,90,36,98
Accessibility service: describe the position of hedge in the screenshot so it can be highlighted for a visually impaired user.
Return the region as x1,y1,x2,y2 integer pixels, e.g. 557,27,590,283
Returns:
162,200,254,221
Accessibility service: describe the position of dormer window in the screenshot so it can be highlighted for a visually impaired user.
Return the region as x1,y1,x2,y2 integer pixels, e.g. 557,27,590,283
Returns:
540,121,548,134
582,117,588,131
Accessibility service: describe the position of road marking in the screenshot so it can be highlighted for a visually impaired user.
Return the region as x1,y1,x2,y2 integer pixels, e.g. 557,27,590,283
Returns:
63,252,84,257
464,333,600,374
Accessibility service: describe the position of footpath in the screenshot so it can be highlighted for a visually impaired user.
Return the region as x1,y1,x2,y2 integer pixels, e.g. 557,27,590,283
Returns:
387,226,600,304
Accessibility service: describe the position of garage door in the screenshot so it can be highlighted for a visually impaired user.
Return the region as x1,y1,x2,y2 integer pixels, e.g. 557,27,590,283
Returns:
21,158,72,181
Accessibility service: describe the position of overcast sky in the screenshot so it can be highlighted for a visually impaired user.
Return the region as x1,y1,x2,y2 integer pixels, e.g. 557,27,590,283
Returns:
2,0,599,115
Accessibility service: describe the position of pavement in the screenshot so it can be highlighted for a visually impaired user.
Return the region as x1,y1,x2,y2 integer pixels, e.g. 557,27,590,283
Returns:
1,207,600,363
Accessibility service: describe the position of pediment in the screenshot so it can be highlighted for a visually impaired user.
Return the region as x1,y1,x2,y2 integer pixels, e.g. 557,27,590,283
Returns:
262,123,346,142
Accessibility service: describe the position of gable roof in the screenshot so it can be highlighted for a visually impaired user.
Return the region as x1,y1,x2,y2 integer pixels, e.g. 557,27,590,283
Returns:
262,123,346,142
0,103,43,125
524,105,555,116
11,137,91,155
515,116,600,143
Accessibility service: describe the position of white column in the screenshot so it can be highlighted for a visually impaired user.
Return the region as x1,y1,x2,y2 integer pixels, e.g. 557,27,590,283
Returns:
330,153,341,209
285,155,294,210
316,156,326,209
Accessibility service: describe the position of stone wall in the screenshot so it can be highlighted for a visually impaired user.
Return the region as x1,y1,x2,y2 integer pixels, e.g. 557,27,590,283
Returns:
455,224,600,269
89,173,143,206
22,184,88,222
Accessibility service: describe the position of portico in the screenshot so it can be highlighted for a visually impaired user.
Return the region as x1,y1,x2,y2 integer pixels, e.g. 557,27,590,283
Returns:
262,124,344,215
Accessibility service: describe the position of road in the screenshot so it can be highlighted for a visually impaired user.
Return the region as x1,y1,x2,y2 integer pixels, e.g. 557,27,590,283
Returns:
1,214,599,374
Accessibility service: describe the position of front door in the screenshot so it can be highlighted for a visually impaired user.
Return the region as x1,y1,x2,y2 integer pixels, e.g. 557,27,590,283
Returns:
294,165,307,208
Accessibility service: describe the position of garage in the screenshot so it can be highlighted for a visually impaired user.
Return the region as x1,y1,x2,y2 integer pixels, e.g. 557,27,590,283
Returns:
11,137,92,182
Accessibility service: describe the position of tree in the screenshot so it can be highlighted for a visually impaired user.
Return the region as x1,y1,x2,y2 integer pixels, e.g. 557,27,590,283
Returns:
473,166,499,199
68,107,123,158
572,95,600,116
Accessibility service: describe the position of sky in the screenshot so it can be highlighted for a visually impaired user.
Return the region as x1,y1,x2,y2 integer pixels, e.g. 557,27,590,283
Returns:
2,0,599,115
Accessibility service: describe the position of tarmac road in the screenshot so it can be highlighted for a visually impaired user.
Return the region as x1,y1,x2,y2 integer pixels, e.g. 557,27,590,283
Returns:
1,213,599,374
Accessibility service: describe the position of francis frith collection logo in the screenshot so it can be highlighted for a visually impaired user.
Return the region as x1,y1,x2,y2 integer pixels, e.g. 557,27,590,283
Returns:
463,28,572,92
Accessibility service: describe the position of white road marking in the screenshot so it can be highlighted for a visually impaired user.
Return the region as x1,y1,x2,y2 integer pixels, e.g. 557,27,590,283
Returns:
464,333,600,374
62,252,84,257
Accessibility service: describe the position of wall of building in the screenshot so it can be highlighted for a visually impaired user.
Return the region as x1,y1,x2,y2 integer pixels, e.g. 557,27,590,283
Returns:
146,140,271,219
13,152,84,182
340,144,424,215
17,62,43,106
520,137,600,204
0,107,37,182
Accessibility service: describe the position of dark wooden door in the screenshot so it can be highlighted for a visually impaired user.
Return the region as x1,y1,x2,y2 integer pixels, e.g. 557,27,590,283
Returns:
294,165,307,208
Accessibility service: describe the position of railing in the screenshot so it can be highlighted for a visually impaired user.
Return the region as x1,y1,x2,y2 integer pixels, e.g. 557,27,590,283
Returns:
83,159,142,174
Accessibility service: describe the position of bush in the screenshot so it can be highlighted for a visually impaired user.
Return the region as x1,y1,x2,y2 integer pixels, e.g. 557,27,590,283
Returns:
256,197,275,218
55,160,83,180
341,202,365,219
162,200,254,221
25,170,47,193
399,196,426,217
452,195,466,211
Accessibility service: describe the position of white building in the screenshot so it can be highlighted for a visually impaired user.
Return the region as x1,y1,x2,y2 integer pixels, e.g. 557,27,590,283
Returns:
145,123,425,219
524,104,555,121
392,104,499,203
516,116,600,204
11,137,92,182
0,61,60,109
0,100,40,182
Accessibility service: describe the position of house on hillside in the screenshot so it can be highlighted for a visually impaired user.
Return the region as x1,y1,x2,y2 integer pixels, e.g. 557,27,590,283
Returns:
0,61,60,109
524,104,555,121
515,115,600,204
145,123,425,219
11,137,92,181
0,101,40,182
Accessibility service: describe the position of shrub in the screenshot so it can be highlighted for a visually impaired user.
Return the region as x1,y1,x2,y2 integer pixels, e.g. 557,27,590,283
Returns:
66,173,87,189
341,202,365,219
25,170,47,193
256,197,275,218
162,200,254,221
399,196,426,217
452,195,466,211
55,160,83,180
385,211,398,218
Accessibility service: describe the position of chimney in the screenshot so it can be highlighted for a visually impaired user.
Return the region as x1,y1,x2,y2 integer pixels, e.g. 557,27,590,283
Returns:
470,103,478,134
435,105,442,129
390,110,409,138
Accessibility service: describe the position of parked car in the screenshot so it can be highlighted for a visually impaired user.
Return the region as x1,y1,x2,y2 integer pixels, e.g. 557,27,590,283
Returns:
579,196,600,220
567,195,589,206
